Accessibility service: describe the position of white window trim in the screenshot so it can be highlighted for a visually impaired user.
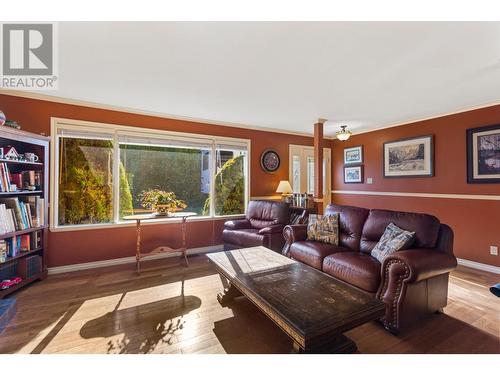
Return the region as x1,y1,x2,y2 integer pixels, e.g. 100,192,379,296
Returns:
50,117,251,232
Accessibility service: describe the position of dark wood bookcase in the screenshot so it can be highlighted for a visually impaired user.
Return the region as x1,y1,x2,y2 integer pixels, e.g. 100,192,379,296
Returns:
0,127,49,298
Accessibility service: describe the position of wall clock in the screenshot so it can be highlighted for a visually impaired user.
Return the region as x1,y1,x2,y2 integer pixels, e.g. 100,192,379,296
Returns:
260,149,280,173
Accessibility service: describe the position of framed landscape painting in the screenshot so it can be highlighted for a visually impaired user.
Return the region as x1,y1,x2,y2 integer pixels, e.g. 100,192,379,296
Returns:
344,165,363,183
344,145,363,165
383,135,434,177
467,124,500,183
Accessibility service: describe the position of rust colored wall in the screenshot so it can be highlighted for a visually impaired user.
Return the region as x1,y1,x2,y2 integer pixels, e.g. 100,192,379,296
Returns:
331,105,500,266
0,93,327,267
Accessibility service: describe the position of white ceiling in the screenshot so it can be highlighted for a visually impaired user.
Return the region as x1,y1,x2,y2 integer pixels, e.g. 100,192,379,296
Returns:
35,22,500,135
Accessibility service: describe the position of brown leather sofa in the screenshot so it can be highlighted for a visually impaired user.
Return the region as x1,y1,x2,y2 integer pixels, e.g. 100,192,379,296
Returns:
223,200,291,251
283,204,457,333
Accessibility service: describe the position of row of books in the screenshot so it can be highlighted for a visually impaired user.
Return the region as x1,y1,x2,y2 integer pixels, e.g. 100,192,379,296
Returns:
0,197,45,234
0,232,42,262
0,162,42,192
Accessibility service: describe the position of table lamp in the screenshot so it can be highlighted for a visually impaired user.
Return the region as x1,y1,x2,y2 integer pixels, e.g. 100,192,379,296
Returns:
276,180,293,202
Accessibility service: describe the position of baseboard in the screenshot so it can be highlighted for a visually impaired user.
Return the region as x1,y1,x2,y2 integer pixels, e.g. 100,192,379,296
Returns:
47,245,223,275
457,258,500,274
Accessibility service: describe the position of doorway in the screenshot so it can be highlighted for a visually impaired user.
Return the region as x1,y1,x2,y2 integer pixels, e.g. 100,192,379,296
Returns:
289,145,331,209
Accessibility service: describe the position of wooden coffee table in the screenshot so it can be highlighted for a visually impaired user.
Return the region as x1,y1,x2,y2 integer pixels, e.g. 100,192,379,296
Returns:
207,246,385,354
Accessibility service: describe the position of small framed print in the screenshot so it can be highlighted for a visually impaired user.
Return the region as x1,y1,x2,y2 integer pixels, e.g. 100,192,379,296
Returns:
344,145,363,165
383,135,434,178
344,165,363,183
467,124,500,183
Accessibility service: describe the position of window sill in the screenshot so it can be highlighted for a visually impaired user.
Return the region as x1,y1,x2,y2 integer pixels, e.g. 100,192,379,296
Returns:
50,214,245,232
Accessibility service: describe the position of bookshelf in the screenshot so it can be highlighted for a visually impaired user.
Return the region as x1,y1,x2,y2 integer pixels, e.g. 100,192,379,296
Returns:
0,127,49,298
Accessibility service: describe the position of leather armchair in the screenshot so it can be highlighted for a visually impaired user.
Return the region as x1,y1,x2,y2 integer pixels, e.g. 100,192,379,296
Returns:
222,200,290,251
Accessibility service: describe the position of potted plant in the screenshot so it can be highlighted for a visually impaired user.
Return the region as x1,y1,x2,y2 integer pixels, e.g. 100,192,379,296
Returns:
139,189,187,217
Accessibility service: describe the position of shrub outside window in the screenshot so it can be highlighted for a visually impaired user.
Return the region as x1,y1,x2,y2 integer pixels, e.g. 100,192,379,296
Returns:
52,120,249,229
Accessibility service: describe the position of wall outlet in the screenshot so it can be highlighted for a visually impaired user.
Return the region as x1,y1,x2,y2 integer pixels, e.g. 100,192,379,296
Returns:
490,246,498,256
367,178,373,184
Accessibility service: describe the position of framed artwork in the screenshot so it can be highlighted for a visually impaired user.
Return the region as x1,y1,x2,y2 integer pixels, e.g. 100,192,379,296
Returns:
383,135,434,178
344,145,363,165
467,124,500,183
260,149,280,173
344,165,363,183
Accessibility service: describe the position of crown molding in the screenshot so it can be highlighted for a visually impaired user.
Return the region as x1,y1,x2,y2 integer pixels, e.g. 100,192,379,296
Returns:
2,90,499,140
0,89,316,138
331,101,500,139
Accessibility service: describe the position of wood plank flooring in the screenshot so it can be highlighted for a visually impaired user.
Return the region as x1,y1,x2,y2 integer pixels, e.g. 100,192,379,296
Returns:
0,254,498,354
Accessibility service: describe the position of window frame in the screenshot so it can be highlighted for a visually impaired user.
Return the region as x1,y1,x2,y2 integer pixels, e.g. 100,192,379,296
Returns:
50,117,250,231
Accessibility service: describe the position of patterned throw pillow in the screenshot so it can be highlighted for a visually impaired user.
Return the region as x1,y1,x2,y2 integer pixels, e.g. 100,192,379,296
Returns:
307,214,339,246
371,222,415,263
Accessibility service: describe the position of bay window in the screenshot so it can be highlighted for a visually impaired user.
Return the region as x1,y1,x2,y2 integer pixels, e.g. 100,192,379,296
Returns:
51,119,249,229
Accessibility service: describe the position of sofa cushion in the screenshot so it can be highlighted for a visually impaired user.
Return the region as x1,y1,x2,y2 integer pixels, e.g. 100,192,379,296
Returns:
323,252,382,293
222,228,264,248
246,200,290,229
289,241,349,270
370,223,415,263
307,214,339,245
324,204,370,251
360,209,440,254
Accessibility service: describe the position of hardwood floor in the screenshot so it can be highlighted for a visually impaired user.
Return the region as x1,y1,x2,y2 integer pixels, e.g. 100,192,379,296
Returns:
0,254,498,354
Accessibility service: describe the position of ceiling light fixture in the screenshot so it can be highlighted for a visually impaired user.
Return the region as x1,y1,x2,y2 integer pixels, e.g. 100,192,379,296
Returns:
336,125,352,141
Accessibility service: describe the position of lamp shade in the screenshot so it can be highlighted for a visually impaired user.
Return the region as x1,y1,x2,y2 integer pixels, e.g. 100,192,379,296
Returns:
276,180,293,194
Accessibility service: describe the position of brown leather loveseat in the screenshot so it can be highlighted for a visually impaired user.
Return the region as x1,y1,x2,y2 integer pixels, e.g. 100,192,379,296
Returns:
223,200,291,251
283,204,457,333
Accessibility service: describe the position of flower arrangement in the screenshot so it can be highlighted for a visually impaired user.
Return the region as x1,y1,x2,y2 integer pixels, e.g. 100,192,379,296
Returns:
139,189,187,216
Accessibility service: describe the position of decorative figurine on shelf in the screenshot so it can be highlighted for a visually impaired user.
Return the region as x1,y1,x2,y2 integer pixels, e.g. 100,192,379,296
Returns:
3,146,20,160
0,110,5,126
139,189,187,217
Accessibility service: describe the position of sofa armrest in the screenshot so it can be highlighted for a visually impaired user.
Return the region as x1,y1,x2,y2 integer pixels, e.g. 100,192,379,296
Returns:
224,219,252,230
282,224,308,256
383,248,457,284
436,224,454,254
258,224,285,235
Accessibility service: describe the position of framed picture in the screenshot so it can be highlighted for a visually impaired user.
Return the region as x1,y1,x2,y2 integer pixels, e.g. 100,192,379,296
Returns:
344,165,363,183
383,135,434,178
467,124,500,183
344,145,363,165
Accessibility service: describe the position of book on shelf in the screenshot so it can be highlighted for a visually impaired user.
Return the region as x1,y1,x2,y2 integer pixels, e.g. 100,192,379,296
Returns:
0,197,45,234
0,162,42,192
0,231,42,263
0,163,12,192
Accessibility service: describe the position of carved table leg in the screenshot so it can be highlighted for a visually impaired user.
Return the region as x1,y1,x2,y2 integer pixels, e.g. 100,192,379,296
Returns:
135,219,142,275
217,275,242,306
291,335,357,354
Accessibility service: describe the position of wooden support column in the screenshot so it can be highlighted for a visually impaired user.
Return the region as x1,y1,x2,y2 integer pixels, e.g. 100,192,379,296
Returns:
314,119,325,215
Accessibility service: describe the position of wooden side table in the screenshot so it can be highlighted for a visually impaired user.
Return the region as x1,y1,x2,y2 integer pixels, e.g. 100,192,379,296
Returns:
123,212,197,274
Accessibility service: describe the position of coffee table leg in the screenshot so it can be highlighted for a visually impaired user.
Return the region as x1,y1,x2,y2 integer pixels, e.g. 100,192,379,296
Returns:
291,334,357,354
217,275,242,306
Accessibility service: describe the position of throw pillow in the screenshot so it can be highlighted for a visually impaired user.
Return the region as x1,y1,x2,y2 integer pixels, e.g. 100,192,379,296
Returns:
307,214,339,246
371,222,415,263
